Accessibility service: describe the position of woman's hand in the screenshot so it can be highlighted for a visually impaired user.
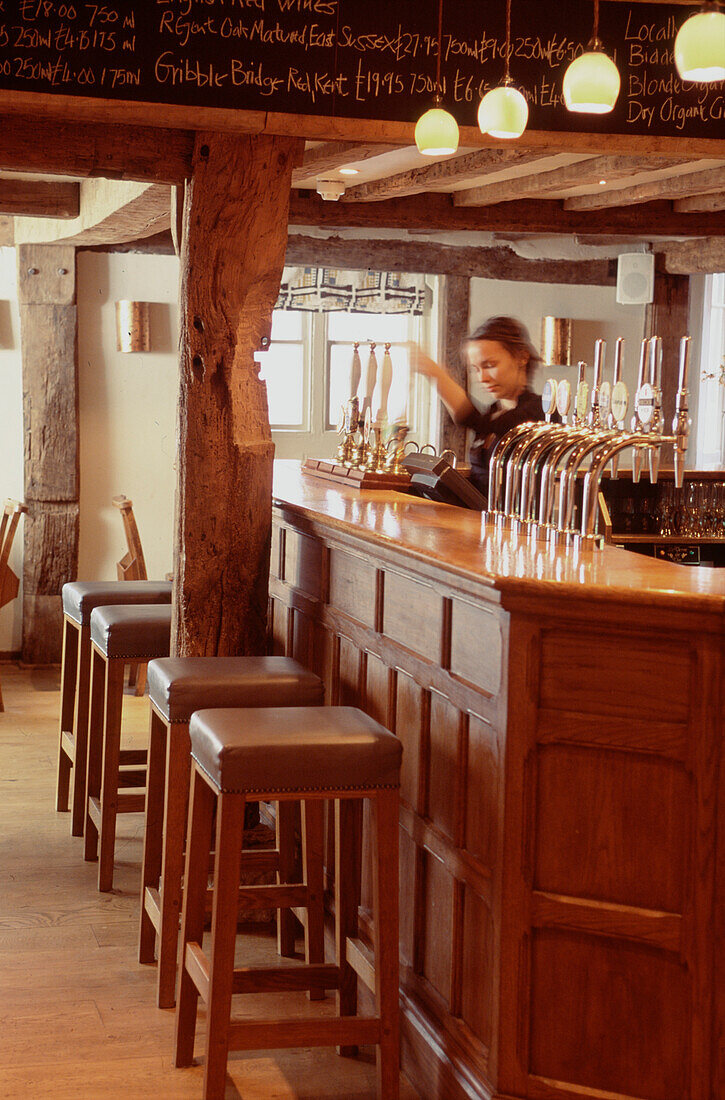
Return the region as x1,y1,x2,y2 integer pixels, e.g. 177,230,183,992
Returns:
406,342,475,424
407,342,444,380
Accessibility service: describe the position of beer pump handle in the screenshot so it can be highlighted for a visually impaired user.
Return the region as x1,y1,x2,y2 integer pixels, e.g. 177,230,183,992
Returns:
375,342,394,425
349,342,362,403
360,342,378,417
632,338,648,482
573,361,588,427
609,338,625,476
588,339,605,426
672,336,691,489
647,336,663,482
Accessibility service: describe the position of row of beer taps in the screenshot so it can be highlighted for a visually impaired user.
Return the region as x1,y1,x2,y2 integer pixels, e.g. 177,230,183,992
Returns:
484,334,691,551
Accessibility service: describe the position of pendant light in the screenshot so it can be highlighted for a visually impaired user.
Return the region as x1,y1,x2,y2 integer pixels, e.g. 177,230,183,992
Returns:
563,0,621,114
477,0,529,140
675,3,725,83
415,0,459,156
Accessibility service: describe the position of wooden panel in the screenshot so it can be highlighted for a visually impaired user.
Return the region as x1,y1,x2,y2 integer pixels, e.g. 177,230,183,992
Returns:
534,745,689,913
394,671,425,813
270,522,282,581
383,570,442,663
285,528,323,601
269,596,286,657
450,599,502,697
428,691,462,845
338,635,362,708
291,606,313,669
464,713,499,870
364,651,390,727
460,886,495,1049
328,547,376,628
399,825,417,971
529,929,689,1100
539,630,692,722
422,850,454,1008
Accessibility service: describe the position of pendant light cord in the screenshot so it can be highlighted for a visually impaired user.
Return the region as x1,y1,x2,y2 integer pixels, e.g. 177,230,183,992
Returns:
435,0,443,99
591,0,600,46
504,0,511,81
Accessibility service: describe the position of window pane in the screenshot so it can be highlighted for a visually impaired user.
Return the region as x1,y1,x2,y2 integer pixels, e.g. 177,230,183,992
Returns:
271,310,303,341
260,344,304,427
327,312,410,343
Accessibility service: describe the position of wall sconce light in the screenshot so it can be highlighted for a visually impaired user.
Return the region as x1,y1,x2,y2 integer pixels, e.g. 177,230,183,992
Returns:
675,3,725,82
414,0,459,156
541,317,573,367
563,0,621,113
116,300,150,353
478,0,529,139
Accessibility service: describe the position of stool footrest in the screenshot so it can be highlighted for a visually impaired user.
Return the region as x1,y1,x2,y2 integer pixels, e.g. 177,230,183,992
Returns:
143,887,161,933
118,768,147,788
119,748,147,765
117,793,146,813
203,882,308,915
185,942,338,1000
60,730,75,758
227,1015,381,1052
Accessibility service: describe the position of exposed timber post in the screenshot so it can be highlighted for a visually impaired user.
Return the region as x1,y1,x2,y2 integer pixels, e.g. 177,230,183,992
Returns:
17,244,79,664
173,133,302,657
645,257,690,426
437,275,470,459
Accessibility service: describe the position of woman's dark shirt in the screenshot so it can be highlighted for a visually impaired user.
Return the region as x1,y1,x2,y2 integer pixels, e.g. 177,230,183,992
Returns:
459,387,546,498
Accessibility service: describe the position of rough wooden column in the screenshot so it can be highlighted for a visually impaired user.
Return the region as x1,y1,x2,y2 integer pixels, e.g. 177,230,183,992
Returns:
17,244,79,664
173,133,301,657
645,258,690,423
436,274,470,458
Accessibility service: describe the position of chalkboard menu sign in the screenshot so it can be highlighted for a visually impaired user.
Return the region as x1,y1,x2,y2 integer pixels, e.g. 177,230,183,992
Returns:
0,1,722,139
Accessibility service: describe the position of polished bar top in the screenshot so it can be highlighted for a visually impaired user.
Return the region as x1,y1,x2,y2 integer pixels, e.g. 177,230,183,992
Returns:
273,461,725,613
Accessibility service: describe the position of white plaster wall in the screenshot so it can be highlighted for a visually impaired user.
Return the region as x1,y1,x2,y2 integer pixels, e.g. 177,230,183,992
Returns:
77,252,179,583
467,278,647,413
0,248,24,653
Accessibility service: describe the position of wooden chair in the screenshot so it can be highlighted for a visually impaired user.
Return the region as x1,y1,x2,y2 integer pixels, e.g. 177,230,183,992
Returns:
0,499,28,712
112,495,149,695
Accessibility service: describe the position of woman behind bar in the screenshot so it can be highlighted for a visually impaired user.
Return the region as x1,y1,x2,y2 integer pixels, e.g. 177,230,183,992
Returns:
410,315,546,498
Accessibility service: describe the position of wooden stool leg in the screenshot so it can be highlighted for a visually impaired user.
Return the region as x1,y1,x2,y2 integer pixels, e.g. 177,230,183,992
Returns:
372,788,400,1100
301,799,325,1000
84,647,106,863
203,791,246,1100
97,657,125,892
134,661,148,697
276,799,297,957
56,617,78,813
139,709,167,965
70,624,92,836
174,766,216,1069
156,720,192,1009
335,797,363,1056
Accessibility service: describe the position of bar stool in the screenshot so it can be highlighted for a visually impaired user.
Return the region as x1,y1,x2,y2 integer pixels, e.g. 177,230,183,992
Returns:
138,655,325,1009
84,603,172,891
174,705,402,1100
56,580,172,836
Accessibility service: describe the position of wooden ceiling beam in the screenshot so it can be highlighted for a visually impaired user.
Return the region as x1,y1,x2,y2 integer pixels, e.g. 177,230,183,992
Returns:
674,192,725,213
15,180,171,246
564,163,725,211
290,191,725,238
0,114,193,185
454,155,691,208
0,179,79,218
663,238,725,274
340,149,559,202
293,141,401,183
285,233,615,284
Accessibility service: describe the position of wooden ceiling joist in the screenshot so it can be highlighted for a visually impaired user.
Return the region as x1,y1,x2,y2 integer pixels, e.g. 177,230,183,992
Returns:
285,233,616,284
0,114,193,185
564,163,725,211
15,180,171,247
674,192,725,213
292,141,401,183
290,191,725,238
664,237,725,274
340,149,557,203
0,179,79,219
453,155,691,208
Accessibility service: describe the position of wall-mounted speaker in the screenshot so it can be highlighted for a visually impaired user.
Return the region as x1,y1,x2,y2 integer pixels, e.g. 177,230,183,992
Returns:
616,252,655,306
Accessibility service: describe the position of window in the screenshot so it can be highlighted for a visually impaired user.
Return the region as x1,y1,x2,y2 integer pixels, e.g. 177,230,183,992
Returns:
258,311,309,429
326,312,415,430
696,273,725,467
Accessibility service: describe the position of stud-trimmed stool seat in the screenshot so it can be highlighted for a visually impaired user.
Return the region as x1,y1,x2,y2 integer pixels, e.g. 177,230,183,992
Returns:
174,705,402,1100
139,656,324,1008
84,604,172,891
57,580,172,836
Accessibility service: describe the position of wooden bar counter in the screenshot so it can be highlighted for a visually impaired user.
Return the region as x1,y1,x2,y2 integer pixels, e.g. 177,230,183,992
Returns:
269,461,725,1100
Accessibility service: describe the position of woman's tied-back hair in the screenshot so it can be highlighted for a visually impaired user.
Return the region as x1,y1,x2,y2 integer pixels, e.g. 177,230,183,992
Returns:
465,316,542,380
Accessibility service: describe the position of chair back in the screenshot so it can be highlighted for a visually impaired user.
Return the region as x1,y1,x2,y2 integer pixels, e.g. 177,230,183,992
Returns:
0,499,27,610
112,495,148,581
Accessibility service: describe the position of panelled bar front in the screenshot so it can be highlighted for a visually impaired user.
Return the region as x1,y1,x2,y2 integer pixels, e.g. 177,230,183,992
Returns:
269,464,725,1100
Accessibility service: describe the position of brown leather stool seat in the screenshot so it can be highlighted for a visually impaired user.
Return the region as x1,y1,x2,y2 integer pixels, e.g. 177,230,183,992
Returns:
174,706,402,1100
138,656,324,1009
57,580,172,836
84,604,172,891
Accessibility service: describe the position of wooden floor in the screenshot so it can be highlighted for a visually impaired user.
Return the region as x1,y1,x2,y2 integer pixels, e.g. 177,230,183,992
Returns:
0,663,419,1100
